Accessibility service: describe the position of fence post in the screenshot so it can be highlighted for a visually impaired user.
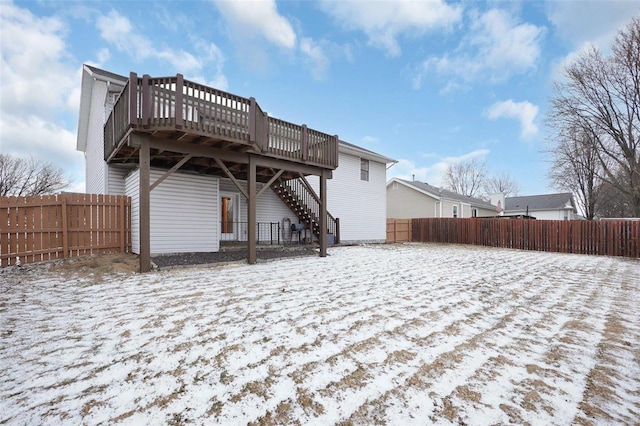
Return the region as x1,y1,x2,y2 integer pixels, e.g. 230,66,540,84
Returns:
119,196,126,253
61,195,68,258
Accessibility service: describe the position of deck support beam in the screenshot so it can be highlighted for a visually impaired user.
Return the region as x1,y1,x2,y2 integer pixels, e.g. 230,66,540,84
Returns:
257,170,284,197
150,154,193,192
214,158,249,199
248,155,257,264
319,169,328,257
136,133,151,273
148,137,332,179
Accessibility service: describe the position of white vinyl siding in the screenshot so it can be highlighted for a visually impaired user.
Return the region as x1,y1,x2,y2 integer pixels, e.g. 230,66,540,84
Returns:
507,209,576,220
308,152,387,243
218,178,298,242
125,169,219,255
85,81,109,194
106,166,127,195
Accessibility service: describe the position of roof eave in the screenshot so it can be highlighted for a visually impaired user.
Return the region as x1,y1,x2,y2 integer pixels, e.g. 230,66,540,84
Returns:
339,141,396,164
76,65,128,152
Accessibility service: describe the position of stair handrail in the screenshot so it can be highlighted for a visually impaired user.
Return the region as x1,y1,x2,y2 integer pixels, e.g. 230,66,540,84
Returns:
273,177,339,243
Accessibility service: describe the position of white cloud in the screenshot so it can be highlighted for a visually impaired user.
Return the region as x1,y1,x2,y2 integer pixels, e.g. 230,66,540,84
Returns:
361,136,379,145
0,3,76,115
300,37,329,81
415,8,544,88
485,99,539,139
1,114,85,192
388,149,490,187
547,3,639,84
0,2,84,192
545,1,639,49
319,0,462,57
95,10,208,75
185,40,228,91
214,0,296,49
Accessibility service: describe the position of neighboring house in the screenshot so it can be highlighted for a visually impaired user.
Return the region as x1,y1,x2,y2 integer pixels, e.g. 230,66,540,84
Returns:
76,65,394,270
491,193,579,220
386,178,497,219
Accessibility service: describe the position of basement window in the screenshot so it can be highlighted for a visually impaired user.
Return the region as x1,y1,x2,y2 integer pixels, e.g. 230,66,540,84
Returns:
360,159,369,181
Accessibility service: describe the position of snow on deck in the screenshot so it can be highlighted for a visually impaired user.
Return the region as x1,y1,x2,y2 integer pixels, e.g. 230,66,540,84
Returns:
1,244,639,425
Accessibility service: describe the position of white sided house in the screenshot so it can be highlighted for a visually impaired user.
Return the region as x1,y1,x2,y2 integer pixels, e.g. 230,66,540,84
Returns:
76,65,393,270
492,193,579,220
387,178,497,219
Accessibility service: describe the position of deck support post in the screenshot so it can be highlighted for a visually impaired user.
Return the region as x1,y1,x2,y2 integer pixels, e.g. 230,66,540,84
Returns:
137,134,151,273
248,155,257,264
319,169,328,257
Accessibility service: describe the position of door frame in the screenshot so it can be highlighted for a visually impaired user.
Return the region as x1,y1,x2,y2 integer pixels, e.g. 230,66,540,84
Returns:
220,192,240,240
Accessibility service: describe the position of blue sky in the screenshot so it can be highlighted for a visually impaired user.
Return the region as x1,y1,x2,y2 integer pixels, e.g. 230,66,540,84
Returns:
1,0,638,195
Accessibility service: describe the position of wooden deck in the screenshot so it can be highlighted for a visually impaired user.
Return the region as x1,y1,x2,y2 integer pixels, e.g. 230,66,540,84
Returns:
104,73,338,182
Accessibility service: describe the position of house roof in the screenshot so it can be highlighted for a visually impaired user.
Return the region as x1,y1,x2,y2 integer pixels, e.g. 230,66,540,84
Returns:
505,193,576,212
389,178,495,208
77,65,128,152
339,140,396,164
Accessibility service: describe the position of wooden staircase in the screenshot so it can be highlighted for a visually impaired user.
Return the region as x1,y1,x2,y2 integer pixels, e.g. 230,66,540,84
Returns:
271,177,339,243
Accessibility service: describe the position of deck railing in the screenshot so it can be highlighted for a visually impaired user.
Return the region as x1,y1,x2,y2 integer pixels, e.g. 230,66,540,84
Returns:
279,177,339,243
104,73,338,169
220,222,282,245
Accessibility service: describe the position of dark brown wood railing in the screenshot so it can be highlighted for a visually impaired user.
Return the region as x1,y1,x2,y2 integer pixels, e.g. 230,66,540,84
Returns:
104,74,338,169
275,177,339,243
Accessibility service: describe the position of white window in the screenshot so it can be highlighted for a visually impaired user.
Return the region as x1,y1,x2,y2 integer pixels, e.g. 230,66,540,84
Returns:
564,210,569,220
452,205,458,218
360,159,369,181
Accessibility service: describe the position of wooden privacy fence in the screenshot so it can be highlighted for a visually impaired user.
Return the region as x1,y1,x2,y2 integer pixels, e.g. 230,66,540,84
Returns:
387,219,412,243
410,218,640,258
1,193,131,267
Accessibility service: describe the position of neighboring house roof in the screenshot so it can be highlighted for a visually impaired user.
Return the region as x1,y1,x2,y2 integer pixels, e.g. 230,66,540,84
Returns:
505,193,576,212
389,178,495,209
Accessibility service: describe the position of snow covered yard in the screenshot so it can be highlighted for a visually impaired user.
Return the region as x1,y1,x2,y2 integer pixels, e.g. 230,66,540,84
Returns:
1,244,639,425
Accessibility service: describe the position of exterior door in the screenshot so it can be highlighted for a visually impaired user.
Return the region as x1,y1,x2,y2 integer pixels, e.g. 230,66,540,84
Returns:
220,193,239,240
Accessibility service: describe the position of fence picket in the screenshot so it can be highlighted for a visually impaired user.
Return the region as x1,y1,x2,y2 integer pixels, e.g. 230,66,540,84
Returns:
388,218,640,259
0,193,131,267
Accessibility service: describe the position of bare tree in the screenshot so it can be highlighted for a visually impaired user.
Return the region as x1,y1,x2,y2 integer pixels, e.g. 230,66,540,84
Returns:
546,124,605,219
484,171,519,198
442,158,487,197
597,180,634,217
0,154,68,197
548,17,640,215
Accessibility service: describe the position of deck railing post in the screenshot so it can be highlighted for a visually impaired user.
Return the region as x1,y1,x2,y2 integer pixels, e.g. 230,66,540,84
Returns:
175,74,184,129
301,125,308,162
249,97,257,144
128,72,138,128
142,74,151,129
263,112,270,152
333,134,339,168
